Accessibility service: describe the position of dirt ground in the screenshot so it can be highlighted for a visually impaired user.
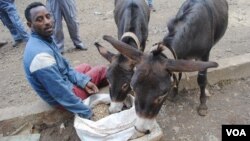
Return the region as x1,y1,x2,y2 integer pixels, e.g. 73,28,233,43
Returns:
0,0,250,141
158,77,250,141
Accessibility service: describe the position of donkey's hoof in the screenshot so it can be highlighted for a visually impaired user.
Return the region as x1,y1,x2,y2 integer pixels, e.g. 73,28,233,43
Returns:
198,106,208,116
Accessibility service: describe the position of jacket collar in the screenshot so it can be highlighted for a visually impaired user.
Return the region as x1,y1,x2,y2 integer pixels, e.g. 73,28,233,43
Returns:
31,32,53,43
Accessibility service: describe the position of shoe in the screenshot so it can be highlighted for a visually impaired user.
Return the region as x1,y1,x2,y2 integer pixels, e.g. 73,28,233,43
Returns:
75,43,88,50
76,46,88,50
0,41,8,47
13,40,24,47
149,4,156,12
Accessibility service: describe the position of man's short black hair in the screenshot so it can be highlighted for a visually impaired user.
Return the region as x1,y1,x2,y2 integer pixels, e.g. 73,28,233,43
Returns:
25,2,45,22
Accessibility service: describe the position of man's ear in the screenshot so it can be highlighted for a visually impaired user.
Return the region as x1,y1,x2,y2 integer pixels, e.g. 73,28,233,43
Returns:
27,21,32,28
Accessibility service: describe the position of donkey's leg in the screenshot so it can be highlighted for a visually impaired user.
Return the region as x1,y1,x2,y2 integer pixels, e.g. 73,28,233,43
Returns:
197,70,208,116
197,55,209,116
167,73,182,102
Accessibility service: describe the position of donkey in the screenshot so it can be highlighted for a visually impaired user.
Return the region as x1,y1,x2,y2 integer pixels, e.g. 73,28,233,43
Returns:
100,0,228,138
94,0,150,113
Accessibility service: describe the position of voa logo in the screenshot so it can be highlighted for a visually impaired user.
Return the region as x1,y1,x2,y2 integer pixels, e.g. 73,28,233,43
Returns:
226,129,246,136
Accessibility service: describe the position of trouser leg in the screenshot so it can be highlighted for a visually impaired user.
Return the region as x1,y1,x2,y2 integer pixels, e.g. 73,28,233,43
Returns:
75,63,92,73
60,0,84,48
6,3,29,41
0,11,18,41
46,0,64,51
0,2,28,42
85,65,107,87
73,64,107,99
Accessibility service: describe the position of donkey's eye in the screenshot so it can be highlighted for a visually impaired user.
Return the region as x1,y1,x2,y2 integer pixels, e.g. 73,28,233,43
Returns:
122,83,129,90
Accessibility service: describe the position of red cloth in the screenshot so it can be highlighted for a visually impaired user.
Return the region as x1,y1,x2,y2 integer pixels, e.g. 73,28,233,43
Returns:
73,63,108,100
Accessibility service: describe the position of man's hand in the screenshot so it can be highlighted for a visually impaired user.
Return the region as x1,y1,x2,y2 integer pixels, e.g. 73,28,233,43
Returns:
84,81,99,94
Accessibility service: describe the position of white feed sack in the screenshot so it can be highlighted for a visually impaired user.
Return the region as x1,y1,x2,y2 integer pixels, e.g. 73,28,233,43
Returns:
74,93,163,141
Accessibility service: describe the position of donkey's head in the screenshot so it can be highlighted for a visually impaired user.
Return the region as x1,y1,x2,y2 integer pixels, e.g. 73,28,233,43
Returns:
95,36,139,113
103,35,218,136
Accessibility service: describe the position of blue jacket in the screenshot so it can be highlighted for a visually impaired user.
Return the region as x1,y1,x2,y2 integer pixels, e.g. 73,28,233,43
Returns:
23,32,92,118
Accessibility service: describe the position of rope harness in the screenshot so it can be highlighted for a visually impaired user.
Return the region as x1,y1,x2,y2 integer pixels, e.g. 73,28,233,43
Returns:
152,42,182,91
121,32,141,50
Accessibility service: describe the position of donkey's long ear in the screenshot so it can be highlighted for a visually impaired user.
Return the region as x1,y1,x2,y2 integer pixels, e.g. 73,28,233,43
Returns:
94,42,116,63
103,35,143,63
165,59,218,72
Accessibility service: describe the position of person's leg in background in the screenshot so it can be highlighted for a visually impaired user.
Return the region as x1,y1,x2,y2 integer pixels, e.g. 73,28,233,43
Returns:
73,63,107,99
0,1,29,47
6,2,29,42
60,0,87,50
46,0,64,53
